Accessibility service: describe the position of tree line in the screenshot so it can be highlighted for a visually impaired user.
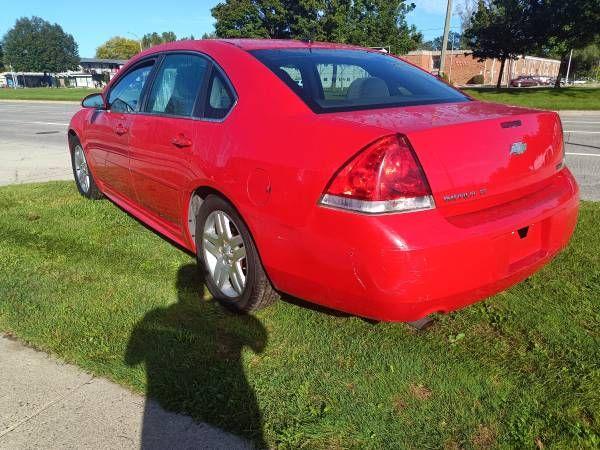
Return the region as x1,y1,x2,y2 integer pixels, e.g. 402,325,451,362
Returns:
464,0,599,87
1,1,598,89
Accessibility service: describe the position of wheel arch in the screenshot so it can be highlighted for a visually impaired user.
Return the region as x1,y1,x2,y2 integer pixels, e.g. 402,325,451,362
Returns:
67,129,79,150
187,185,245,250
186,184,276,287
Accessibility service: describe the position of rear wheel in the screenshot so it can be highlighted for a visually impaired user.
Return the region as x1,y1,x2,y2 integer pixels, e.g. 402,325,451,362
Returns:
70,136,102,199
196,195,278,312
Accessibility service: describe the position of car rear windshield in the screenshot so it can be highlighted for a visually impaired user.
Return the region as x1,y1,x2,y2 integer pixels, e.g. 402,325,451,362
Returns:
250,48,469,113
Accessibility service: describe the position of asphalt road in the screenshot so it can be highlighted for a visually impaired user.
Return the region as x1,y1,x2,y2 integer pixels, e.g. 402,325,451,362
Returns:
0,101,599,200
0,101,77,185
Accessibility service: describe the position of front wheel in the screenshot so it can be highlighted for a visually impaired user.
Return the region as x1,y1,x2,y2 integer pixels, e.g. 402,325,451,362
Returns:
196,195,278,312
70,136,102,199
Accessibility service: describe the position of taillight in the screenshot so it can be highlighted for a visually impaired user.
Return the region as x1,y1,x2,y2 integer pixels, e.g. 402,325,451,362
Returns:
320,134,435,214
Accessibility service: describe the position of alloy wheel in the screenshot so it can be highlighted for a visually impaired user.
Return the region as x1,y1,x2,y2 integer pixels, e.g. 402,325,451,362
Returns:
73,144,90,193
202,210,247,298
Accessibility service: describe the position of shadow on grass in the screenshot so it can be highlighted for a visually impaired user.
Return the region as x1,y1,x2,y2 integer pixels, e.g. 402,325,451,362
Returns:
125,264,268,448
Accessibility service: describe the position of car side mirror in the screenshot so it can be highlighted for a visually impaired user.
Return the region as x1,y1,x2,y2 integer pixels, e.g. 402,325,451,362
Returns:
81,93,106,109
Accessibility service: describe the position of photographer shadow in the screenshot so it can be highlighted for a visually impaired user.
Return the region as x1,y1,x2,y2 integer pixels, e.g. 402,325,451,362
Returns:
125,264,268,449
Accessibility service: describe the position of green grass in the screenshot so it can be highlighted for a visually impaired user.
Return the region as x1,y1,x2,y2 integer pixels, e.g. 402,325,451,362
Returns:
0,87,100,101
0,181,598,449
464,87,600,110
1,86,598,110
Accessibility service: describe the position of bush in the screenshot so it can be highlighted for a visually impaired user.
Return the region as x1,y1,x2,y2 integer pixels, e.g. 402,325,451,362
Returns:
467,74,485,85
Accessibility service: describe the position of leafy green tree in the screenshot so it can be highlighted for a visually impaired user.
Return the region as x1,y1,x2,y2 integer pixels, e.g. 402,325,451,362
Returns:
464,0,531,88
425,31,463,51
211,0,422,54
0,45,4,71
530,0,600,87
571,41,600,81
2,16,79,72
95,37,140,59
212,0,287,38
341,0,423,53
141,31,178,49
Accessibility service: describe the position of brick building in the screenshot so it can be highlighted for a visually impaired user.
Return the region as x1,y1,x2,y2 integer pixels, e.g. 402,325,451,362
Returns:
401,50,561,86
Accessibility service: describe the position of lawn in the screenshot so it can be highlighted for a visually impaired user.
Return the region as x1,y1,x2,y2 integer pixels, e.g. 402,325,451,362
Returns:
0,87,100,102
464,87,600,110
0,182,598,449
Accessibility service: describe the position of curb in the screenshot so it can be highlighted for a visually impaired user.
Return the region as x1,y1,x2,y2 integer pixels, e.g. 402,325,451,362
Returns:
556,110,600,116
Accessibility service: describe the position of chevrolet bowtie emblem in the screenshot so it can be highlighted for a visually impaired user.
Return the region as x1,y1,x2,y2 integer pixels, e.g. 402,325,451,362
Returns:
510,141,527,155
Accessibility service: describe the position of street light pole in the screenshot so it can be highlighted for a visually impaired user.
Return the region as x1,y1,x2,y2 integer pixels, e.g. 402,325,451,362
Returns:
440,0,453,76
9,64,17,89
565,49,573,84
127,32,143,52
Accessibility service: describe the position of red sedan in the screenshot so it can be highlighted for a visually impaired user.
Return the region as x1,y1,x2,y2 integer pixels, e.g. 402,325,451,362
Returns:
510,75,543,87
69,39,579,323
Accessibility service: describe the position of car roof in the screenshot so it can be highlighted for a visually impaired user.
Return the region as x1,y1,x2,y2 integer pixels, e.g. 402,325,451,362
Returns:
218,38,363,51
133,38,369,57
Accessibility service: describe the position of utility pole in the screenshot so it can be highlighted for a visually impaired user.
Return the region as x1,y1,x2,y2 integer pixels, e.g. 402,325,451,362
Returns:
440,0,453,76
9,64,17,89
565,49,573,84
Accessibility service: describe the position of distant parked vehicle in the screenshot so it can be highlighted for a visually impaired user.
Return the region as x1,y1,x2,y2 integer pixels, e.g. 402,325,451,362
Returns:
510,76,543,87
534,76,552,85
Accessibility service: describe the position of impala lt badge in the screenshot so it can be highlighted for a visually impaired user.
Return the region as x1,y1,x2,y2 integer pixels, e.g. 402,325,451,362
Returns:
510,141,527,155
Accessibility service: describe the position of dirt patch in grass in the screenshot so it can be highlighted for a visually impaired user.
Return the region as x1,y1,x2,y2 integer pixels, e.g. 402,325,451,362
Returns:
472,424,497,449
409,383,432,400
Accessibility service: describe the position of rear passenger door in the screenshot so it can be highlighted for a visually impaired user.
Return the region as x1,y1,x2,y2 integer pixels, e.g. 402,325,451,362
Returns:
128,53,209,233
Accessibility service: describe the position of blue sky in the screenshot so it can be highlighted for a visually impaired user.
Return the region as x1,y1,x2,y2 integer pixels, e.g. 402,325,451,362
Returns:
0,0,460,57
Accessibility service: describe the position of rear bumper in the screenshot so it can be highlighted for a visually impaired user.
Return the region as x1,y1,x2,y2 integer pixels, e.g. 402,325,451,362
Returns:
265,169,579,322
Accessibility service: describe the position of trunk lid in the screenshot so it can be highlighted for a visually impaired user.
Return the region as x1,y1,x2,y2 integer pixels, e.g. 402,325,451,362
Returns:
332,101,564,216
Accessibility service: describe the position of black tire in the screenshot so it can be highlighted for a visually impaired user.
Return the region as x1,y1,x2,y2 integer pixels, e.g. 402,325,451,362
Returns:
195,195,278,312
69,135,102,200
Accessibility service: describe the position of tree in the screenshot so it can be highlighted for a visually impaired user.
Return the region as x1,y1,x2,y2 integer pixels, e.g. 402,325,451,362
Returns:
95,37,140,60
571,41,600,81
464,0,531,88
211,0,422,54
425,31,463,50
530,0,600,87
341,0,423,53
456,0,477,34
0,45,4,71
2,16,79,72
141,31,178,49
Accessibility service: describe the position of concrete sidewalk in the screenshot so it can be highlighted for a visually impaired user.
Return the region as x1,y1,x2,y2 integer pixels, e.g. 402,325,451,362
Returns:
0,335,251,449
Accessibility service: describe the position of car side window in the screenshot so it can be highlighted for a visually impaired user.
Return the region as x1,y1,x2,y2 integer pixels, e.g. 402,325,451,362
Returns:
204,71,234,120
108,63,154,113
146,54,208,117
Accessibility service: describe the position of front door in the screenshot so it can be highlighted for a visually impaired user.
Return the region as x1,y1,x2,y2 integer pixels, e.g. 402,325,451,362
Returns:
128,53,210,234
100,61,155,200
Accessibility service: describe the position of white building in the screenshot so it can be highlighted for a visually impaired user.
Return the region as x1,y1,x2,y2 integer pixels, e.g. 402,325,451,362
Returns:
0,58,127,89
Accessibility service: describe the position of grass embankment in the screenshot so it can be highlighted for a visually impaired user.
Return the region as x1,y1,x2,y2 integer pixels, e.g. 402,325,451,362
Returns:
1,86,598,110
0,182,598,448
0,87,100,102
464,87,600,110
